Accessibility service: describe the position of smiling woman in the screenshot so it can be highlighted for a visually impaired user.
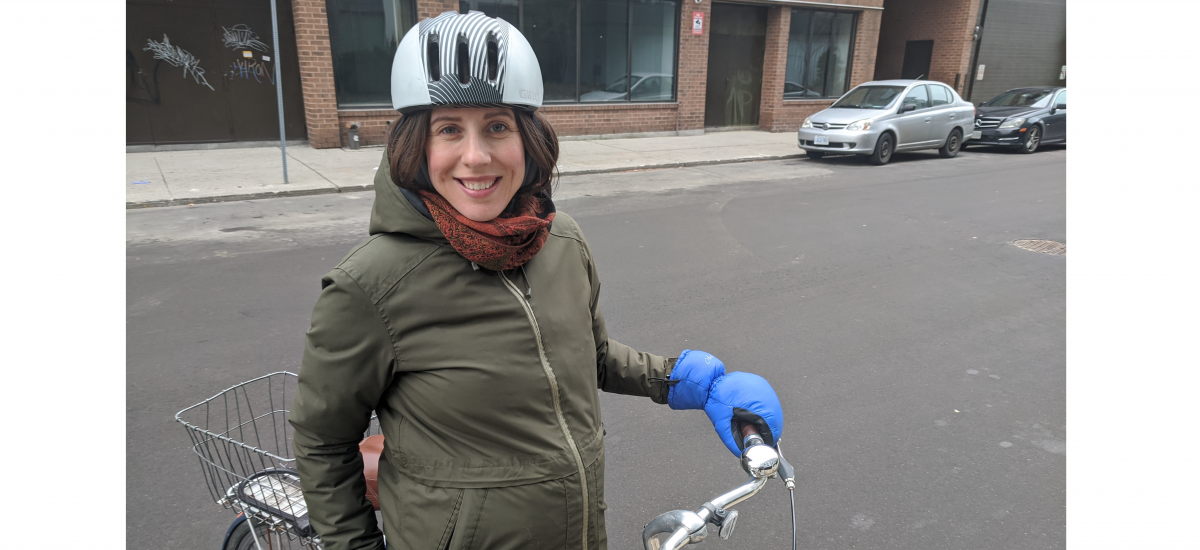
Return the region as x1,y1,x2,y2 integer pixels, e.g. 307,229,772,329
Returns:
426,108,526,221
385,105,559,222
288,10,783,550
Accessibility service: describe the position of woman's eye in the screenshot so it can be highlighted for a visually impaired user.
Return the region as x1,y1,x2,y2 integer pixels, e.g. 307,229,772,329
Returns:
437,126,459,135
489,123,509,133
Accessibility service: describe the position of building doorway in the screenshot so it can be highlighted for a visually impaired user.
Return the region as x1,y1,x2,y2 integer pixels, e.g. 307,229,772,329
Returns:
900,40,933,80
704,3,767,129
126,0,307,146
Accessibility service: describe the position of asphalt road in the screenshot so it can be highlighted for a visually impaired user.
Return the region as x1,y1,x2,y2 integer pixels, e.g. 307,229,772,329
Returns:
128,145,1065,550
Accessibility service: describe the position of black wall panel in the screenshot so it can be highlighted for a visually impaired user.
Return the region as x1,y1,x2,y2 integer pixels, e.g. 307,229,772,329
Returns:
968,0,1066,102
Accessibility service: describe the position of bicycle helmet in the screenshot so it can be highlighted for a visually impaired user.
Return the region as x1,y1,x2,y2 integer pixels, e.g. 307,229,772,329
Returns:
391,10,544,113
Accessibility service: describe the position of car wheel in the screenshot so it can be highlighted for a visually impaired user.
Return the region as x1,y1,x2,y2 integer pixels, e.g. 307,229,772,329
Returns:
868,133,893,166
938,129,963,158
1019,126,1041,154
806,150,825,160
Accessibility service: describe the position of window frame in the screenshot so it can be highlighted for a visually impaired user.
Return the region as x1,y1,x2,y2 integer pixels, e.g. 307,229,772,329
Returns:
326,0,419,109
928,84,953,107
783,7,858,101
463,0,682,104
900,84,930,112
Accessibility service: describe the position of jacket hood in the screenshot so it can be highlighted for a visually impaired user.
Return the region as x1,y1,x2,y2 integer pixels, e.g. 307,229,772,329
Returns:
368,153,446,242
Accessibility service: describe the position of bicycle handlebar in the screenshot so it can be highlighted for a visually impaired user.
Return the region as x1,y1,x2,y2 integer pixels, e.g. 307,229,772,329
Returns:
641,424,780,550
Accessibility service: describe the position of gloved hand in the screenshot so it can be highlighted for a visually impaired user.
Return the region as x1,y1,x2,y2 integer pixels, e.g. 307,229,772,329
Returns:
668,350,784,456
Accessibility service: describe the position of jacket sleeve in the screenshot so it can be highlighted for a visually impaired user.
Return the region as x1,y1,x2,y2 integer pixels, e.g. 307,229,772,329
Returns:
289,267,394,550
578,230,676,404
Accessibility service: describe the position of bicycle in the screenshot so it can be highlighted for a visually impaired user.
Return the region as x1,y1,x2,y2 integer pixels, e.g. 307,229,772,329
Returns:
178,371,796,550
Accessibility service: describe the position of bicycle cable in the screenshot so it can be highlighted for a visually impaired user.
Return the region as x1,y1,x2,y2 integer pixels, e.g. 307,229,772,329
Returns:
777,443,797,550
788,486,797,550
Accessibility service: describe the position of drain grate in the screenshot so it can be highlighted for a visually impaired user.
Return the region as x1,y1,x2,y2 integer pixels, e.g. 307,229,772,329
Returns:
1013,239,1065,255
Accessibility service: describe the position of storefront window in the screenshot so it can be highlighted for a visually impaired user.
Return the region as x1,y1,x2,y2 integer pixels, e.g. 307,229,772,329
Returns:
525,0,579,101
580,0,628,102
326,0,416,108
630,0,677,101
784,8,855,100
461,0,679,103
460,0,518,25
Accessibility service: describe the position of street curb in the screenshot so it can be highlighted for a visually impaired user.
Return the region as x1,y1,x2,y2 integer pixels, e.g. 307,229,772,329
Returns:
126,153,808,209
126,185,376,209
556,152,807,177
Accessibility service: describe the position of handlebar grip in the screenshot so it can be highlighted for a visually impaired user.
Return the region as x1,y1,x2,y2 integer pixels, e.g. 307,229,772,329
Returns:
739,422,765,450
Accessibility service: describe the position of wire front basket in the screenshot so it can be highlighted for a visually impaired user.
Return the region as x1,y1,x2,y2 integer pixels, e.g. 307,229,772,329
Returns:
177,372,302,507
176,371,380,549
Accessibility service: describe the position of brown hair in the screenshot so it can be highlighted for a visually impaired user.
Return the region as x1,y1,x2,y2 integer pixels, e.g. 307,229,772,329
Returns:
386,108,560,197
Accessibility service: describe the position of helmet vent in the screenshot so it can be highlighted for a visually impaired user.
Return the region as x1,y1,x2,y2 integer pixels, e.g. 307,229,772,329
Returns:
426,34,441,81
485,34,499,83
456,34,471,86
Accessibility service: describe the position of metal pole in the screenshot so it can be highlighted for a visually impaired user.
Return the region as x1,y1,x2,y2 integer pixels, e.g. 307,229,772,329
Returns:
270,0,289,183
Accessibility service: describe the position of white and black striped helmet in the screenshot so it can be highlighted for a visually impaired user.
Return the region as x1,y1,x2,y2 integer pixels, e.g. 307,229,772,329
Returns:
391,11,543,113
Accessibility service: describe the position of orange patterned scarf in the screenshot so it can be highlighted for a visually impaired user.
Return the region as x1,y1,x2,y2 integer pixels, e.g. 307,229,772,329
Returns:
418,191,555,271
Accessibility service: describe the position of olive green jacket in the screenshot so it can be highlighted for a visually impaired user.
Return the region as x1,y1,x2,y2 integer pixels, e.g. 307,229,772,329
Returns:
290,158,674,550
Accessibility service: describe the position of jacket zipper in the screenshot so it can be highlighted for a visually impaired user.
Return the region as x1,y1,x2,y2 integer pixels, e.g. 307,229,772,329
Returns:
499,271,590,549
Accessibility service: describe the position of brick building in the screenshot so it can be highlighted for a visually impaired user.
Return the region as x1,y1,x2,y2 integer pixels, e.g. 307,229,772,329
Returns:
295,0,887,149
126,0,1063,150
873,0,1066,102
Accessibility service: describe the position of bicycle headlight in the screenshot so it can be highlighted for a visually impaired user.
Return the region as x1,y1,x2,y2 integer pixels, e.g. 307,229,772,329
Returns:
846,119,872,131
801,117,813,129
998,117,1027,129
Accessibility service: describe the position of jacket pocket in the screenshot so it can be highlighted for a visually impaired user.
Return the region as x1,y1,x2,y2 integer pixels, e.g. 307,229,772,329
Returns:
376,457,464,550
586,450,607,550
448,481,572,550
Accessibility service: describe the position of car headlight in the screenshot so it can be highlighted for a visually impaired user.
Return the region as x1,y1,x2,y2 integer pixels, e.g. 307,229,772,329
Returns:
801,117,813,129
998,117,1027,129
846,119,872,131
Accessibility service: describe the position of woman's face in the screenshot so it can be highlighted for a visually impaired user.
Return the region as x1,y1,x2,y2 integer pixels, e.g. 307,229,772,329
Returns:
426,107,526,222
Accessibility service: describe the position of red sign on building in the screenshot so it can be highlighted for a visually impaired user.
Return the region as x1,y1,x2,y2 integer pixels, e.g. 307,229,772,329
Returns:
692,12,704,35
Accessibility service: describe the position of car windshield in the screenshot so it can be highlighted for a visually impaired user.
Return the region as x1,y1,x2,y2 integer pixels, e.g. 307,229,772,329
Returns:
984,89,1054,108
831,86,905,109
603,75,640,93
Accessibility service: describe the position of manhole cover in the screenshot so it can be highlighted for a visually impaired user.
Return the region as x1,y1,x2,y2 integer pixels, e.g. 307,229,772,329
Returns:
1013,239,1065,255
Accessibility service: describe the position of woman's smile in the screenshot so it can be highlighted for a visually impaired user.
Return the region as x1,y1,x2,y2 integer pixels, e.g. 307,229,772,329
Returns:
456,176,502,194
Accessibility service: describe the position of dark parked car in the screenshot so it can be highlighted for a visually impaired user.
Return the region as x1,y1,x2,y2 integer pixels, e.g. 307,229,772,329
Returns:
967,87,1066,153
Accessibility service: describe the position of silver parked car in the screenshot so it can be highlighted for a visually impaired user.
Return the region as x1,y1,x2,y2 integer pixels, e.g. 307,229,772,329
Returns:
797,79,975,165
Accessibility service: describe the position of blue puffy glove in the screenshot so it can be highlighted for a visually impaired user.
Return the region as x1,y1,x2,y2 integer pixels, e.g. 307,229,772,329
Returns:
666,350,784,456
703,372,783,456
667,349,726,410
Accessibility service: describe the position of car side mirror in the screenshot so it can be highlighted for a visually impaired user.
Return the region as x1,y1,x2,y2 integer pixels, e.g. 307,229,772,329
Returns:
901,103,917,113
1056,103,1066,111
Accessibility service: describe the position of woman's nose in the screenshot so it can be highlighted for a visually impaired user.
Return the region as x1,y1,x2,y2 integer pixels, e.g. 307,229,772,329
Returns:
461,130,491,166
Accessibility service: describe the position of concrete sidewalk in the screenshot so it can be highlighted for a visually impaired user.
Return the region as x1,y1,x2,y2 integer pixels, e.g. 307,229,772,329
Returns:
126,130,804,208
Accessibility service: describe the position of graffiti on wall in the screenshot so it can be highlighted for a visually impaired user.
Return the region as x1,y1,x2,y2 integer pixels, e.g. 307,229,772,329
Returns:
144,34,215,91
723,70,756,126
222,24,268,51
229,58,276,84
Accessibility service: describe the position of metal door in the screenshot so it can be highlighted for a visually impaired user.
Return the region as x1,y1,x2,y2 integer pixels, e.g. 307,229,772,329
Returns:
704,3,767,128
1043,89,1066,141
127,0,307,146
926,84,961,143
893,85,932,147
901,40,933,80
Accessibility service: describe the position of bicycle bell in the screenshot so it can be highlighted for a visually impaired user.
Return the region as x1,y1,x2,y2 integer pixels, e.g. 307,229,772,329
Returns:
740,440,780,478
